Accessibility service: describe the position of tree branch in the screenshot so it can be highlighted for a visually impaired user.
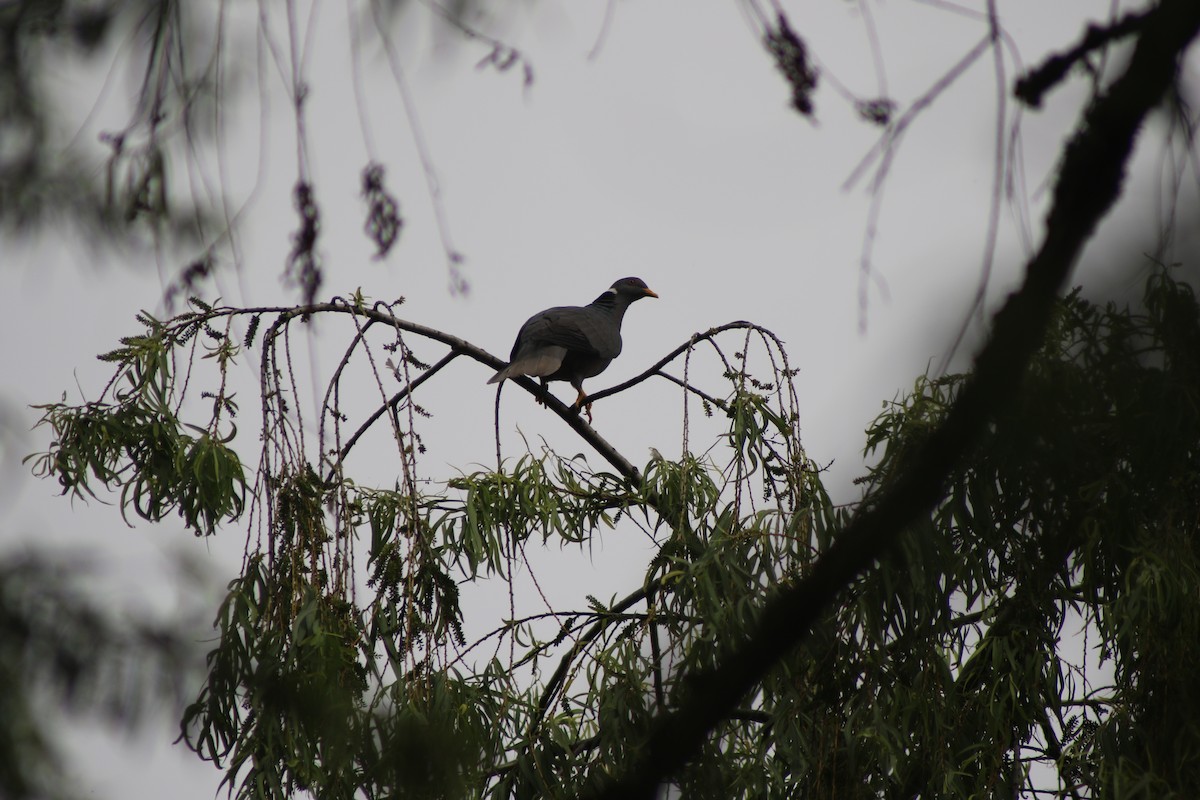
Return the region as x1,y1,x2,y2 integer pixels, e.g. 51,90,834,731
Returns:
585,2,1200,797
584,321,763,408
326,350,460,481
1015,9,1149,108
221,299,645,482
489,578,664,788
650,371,730,413
185,308,778,485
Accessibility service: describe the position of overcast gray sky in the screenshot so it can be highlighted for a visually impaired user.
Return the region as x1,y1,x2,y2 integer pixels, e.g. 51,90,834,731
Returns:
0,0,1189,797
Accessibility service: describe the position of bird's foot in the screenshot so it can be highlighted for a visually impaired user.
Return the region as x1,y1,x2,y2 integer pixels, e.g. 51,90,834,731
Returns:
571,390,593,422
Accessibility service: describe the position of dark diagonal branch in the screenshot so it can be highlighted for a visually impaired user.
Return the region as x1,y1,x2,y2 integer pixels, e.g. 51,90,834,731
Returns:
492,578,663,786
504,375,643,482
586,3,1200,797
1015,9,1149,108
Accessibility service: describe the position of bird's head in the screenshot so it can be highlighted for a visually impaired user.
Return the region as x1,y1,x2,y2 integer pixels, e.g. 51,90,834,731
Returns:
609,277,659,300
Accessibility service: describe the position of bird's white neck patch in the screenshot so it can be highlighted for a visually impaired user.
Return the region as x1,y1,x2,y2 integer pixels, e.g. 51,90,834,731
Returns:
606,288,617,295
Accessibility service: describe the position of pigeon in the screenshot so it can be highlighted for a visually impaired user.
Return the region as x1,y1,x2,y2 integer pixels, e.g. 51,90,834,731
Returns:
488,277,659,418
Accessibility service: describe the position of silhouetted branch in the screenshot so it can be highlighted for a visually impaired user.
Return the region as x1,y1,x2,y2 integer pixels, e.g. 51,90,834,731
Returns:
328,350,460,480
177,299,647,483
182,310,777,488
1015,10,1149,108
585,321,764,408
651,371,729,413
586,2,1200,796
503,375,643,482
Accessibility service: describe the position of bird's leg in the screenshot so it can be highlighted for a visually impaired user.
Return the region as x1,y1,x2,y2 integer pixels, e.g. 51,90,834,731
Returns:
571,387,593,422
536,378,549,407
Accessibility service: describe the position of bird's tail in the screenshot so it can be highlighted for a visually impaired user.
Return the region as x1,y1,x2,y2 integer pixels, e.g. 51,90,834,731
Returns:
487,366,512,385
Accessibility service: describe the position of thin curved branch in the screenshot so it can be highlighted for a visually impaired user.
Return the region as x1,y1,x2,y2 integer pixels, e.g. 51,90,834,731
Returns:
842,35,992,193
587,3,1200,797
319,317,378,469
325,350,460,481
584,321,765,407
652,371,730,413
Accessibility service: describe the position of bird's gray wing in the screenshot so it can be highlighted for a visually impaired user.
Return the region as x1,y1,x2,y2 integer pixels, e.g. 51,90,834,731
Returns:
510,306,605,359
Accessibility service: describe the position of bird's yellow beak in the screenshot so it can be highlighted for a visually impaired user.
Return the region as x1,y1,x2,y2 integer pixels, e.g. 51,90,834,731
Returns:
644,288,659,298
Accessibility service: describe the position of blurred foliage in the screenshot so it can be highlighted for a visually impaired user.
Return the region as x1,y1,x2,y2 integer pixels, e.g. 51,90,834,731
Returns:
764,12,819,118
0,0,494,280
20,266,1200,798
0,553,204,800
0,0,218,244
28,306,245,535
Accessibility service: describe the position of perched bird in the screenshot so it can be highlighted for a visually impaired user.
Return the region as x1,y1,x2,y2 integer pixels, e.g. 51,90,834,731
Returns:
488,277,659,419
